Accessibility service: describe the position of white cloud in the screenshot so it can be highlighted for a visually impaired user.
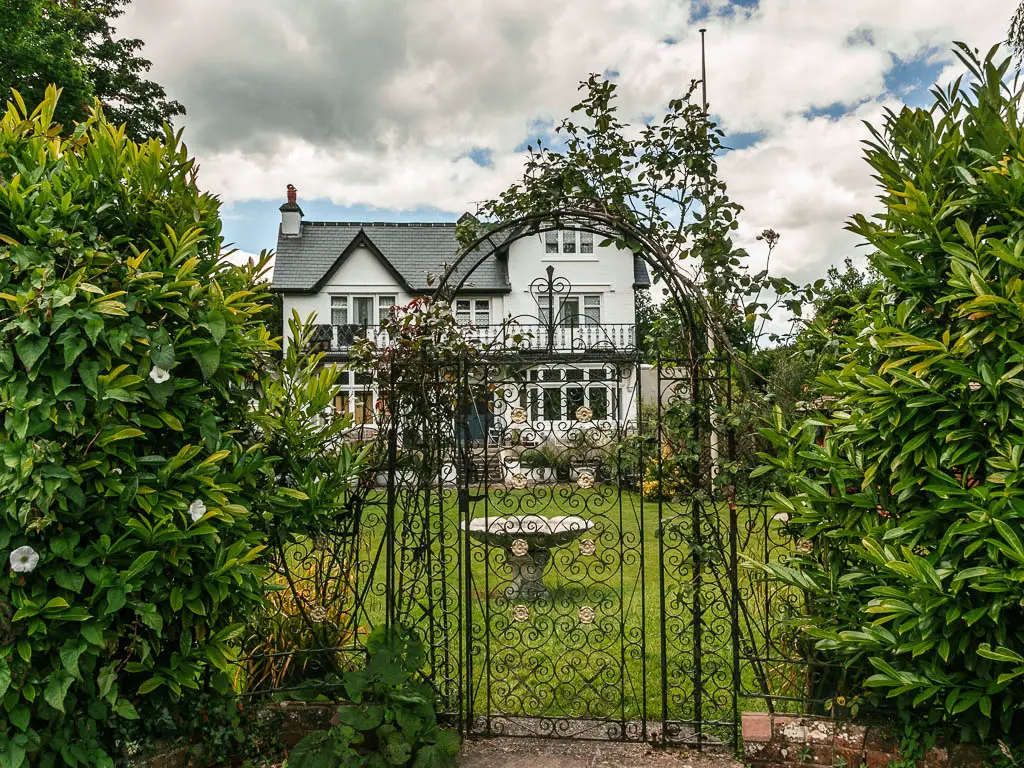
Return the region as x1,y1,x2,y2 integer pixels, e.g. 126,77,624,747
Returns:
119,0,1018,282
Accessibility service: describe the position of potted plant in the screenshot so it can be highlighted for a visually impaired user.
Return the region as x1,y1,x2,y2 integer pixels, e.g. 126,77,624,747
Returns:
375,450,423,487
520,446,556,484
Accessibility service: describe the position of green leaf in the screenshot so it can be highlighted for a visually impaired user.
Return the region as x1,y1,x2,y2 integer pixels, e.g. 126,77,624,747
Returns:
137,677,164,695
60,642,86,680
44,671,74,713
113,698,140,720
194,343,221,379
977,644,1024,664
0,659,10,699
203,310,227,344
15,336,48,370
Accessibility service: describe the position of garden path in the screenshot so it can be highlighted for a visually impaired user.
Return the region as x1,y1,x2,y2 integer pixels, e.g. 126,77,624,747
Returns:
457,738,741,767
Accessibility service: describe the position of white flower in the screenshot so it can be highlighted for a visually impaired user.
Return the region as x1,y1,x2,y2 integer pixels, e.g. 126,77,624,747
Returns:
9,546,39,574
773,512,790,523
111,467,122,476
149,366,171,384
188,499,207,522
968,381,982,392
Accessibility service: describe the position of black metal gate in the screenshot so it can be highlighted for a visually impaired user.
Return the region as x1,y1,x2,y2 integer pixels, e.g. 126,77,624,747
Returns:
367,327,807,748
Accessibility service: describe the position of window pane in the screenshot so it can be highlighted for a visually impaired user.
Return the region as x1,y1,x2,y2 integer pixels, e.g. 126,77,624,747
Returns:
338,371,350,385
378,296,396,325
562,231,576,253
580,230,594,253
566,387,585,419
565,369,585,382
541,369,562,382
455,300,471,325
583,295,601,325
353,297,373,325
543,388,561,421
588,367,607,381
355,372,373,385
558,297,579,327
474,299,490,326
545,231,559,253
334,393,350,414
530,388,540,420
354,392,374,424
331,296,348,325
590,387,608,419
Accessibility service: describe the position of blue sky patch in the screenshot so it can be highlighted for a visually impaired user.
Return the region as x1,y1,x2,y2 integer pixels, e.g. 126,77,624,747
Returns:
462,147,494,167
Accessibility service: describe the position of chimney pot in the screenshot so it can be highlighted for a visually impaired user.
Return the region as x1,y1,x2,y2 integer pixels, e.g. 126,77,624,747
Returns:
280,184,303,237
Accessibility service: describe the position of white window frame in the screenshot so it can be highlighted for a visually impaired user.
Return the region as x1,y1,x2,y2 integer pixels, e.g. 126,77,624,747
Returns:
329,294,396,327
538,294,601,327
524,366,618,422
331,295,348,325
454,298,491,327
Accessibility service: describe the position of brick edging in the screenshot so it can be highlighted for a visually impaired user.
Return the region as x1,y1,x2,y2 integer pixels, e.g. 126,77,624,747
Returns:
742,713,983,768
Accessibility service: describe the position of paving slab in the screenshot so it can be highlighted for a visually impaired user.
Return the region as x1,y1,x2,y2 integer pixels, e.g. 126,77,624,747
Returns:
457,737,742,768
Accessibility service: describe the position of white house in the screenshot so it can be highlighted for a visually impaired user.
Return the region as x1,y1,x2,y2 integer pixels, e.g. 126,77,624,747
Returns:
271,186,650,442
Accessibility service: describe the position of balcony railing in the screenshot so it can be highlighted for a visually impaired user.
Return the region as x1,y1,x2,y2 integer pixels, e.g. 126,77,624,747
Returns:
309,323,637,356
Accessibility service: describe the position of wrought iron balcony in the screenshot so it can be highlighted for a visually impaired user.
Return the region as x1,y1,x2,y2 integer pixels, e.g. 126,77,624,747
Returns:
307,323,637,356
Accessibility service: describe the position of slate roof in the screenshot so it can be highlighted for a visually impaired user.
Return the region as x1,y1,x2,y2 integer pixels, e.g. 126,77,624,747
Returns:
633,255,651,288
271,220,651,293
272,221,510,294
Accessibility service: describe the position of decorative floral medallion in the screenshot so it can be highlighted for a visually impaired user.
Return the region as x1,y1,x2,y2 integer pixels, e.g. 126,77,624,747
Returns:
309,605,328,623
511,407,528,424
512,604,530,623
510,473,529,490
575,406,593,423
578,606,596,625
510,538,529,557
576,470,596,489
795,539,814,555
578,539,596,557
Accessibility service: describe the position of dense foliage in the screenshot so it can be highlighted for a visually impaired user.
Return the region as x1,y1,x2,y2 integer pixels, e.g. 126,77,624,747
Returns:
0,90,362,766
0,0,184,140
289,625,460,768
757,45,1024,741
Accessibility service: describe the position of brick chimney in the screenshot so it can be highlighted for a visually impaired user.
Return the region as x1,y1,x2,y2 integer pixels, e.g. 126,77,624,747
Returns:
279,183,303,237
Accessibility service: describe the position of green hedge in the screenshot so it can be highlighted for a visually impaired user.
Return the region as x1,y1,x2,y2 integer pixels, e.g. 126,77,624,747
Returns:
758,46,1024,742
0,88,280,766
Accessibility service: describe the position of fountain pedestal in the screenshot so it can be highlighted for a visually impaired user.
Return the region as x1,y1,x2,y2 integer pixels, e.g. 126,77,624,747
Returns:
461,515,594,601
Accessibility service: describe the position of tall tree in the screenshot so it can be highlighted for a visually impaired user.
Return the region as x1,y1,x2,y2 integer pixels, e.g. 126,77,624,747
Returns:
0,0,183,140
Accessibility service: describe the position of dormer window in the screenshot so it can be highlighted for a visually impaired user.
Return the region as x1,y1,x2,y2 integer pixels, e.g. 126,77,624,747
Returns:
562,231,576,253
545,231,559,253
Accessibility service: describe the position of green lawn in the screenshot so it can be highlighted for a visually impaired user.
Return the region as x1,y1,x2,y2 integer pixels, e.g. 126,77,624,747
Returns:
346,482,805,742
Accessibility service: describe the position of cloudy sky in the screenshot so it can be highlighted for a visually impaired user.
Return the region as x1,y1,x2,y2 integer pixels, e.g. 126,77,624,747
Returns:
119,0,1016,284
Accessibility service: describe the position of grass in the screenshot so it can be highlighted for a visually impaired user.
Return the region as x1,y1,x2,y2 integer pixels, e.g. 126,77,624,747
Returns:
345,481,806,742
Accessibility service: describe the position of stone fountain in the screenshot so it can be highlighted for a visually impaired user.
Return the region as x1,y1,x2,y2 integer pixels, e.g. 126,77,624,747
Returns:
461,515,595,600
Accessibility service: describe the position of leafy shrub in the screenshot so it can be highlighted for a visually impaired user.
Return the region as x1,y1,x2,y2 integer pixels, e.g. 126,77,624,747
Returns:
0,91,363,766
289,625,460,768
756,45,1024,741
